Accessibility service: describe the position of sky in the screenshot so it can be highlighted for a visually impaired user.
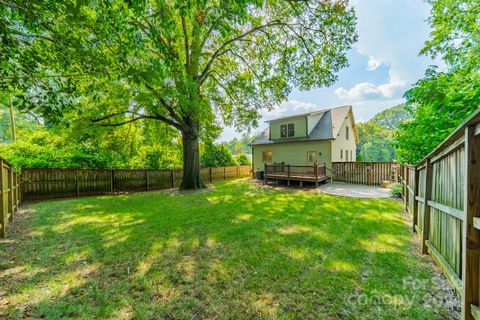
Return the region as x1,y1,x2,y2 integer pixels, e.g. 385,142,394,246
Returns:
218,0,435,142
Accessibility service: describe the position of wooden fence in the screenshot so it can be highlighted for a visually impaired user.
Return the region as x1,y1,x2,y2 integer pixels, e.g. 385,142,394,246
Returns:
399,107,480,320
0,157,20,237
332,161,398,185
21,166,252,201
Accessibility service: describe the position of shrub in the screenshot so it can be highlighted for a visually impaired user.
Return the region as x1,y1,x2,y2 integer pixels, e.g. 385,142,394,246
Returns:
200,142,236,167
235,153,251,166
390,183,403,198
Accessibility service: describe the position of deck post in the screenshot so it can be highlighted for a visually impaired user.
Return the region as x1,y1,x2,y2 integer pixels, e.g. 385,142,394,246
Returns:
287,164,290,186
264,163,267,185
461,125,480,320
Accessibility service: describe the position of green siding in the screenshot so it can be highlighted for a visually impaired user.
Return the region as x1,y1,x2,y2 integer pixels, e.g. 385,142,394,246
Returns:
269,117,307,140
253,141,332,176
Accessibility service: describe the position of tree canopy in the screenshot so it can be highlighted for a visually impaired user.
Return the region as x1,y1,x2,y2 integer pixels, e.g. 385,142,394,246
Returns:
395,0,480,164
1,0,357,189
356,104,410,162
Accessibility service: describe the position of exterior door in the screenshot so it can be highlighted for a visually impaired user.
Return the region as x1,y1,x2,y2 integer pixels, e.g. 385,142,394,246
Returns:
307,151,317,165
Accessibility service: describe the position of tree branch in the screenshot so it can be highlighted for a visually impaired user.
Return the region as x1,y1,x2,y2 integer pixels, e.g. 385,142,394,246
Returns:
198,19,285,83
182,16,190,69
143,83,184,126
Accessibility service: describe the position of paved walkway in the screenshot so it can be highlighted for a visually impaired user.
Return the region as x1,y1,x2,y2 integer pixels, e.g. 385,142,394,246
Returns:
319,182,391,199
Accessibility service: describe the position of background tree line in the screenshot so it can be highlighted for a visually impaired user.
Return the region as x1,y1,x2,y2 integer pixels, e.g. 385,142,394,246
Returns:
0,98,251,169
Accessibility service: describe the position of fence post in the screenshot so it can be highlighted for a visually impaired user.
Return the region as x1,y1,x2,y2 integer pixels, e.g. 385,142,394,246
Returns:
76,170,80,197
223,167,226,180
110,170,115,195
8,168,13,222
146,169,150,191
404,167,409,213
16,173,20,208
237,166,239,179
421,159,433,254
461,125,480,320
0,160,5,237
209,167,212,183
171,170,175,187
412,167,420,233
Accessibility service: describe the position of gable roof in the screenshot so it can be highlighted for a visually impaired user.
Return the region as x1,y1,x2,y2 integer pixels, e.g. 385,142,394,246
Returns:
252,105,358,145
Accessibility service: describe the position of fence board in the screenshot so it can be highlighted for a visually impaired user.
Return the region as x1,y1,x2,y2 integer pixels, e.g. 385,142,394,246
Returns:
400,108,480,319
0,157,20,238
21,166,252,201
332,162,397,186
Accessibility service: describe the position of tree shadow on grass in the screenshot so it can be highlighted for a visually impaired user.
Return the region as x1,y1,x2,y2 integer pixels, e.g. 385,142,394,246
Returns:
0,180,448,319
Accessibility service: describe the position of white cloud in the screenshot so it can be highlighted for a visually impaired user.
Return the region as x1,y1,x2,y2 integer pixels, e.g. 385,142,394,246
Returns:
261,100,319,120
366,56,382,71
351,0,432,87
334,80,406,103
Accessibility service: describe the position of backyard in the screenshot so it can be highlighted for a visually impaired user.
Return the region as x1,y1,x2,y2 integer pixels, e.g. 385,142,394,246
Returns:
0,180,454,319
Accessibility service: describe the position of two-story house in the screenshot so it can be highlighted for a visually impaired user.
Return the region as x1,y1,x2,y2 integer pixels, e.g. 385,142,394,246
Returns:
252,105,358,176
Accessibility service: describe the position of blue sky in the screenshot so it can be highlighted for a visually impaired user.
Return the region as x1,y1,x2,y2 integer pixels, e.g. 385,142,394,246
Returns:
218,0,436,142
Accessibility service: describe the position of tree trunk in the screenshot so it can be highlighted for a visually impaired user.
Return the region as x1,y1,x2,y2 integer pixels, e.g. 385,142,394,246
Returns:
180,128,207,190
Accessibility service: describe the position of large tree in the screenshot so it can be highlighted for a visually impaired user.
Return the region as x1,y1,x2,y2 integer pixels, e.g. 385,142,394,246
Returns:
395,0,480,164
2,0,357,189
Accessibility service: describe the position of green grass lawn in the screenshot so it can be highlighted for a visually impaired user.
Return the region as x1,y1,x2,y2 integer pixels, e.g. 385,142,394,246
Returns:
0,180,450,319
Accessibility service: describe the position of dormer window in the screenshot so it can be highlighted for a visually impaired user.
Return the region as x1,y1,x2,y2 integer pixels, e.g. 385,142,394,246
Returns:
346,126,349,140
280,123,295,138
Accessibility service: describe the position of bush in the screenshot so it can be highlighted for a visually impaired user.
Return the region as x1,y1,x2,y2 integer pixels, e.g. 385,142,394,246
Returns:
390,183,403,198
235,153,251,166
200,142,237,167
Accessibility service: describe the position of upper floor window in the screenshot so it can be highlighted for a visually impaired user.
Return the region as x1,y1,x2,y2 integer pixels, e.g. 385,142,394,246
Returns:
346,126,349,140
340,149,343,159
280,123,295,138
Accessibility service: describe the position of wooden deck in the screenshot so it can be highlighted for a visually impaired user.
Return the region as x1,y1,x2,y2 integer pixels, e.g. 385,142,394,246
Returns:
264,163,327,186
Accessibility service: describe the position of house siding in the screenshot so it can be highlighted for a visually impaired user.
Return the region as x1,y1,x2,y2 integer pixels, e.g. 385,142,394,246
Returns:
331,111,356,162
269,117,307,140
252,140,332,176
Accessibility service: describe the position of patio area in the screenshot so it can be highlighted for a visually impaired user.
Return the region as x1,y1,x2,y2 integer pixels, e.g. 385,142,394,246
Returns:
318,182,391,199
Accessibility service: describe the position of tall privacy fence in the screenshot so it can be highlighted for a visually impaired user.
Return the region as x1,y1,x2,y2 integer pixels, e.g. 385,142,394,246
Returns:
399,107,480,320
331,161,398,185
21,166,252,201
0,158,20,237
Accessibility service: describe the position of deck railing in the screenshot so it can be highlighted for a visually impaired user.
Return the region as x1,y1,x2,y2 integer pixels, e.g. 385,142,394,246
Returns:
264,163,326,186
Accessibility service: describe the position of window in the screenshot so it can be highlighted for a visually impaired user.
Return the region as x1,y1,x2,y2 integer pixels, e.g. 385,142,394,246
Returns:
262,151,272,162
350,150,353,161
340,149,343,159
288,123,295,137
346,126,349,140
280,123,295,138
346,150,349,161
307,151,317,164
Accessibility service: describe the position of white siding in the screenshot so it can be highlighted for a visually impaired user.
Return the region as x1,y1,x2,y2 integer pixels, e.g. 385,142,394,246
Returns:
331,111,356,162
